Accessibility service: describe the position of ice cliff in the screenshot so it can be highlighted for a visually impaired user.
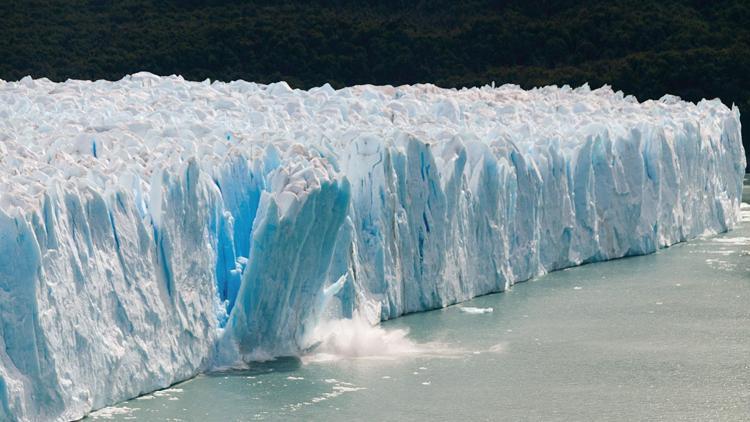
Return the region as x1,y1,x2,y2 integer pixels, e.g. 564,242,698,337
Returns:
0,73,744,420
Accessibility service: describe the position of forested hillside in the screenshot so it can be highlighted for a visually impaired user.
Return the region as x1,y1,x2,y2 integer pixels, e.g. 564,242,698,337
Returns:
1,0,747,167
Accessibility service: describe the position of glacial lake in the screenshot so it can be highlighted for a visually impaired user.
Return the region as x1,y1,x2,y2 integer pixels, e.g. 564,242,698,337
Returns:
93,177,750,421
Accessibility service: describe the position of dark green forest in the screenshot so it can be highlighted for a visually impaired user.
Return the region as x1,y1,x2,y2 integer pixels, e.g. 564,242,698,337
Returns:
1,0,748,168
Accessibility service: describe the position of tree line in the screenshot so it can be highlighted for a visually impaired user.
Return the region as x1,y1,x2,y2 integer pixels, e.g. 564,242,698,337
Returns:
1,0,747,167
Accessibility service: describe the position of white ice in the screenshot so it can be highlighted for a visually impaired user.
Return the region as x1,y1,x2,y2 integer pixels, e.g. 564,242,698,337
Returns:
0,73,744,421
459,307,494,314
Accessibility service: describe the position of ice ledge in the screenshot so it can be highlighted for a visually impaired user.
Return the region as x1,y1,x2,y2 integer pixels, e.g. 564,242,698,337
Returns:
0,75,744,421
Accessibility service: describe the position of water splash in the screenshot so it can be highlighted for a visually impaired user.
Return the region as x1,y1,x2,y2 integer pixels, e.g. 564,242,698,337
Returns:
301,316,455,363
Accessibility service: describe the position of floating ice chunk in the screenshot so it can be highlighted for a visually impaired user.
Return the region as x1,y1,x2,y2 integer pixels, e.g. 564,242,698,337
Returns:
88,406,138,420
488,343,506,353
459,307,494,314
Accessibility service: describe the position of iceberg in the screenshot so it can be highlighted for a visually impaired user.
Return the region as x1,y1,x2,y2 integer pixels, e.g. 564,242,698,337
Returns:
0,73,744,420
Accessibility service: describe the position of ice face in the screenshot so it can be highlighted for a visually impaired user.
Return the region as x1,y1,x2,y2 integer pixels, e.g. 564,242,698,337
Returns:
0,73,744,420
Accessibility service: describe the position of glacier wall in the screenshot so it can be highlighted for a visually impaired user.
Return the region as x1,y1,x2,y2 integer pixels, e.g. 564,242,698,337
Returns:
0,73,744,420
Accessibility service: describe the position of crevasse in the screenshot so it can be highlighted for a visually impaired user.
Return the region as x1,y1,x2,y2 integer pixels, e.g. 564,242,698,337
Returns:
0,73,744,421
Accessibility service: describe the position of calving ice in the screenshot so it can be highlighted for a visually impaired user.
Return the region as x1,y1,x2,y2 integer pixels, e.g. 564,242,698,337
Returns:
0,73,744,421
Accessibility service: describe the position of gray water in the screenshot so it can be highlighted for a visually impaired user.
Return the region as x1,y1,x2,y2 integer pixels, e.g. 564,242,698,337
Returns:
94,181,750,421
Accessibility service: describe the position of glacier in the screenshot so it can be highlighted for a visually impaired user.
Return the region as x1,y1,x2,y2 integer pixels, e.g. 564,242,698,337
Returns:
0,72,744,421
